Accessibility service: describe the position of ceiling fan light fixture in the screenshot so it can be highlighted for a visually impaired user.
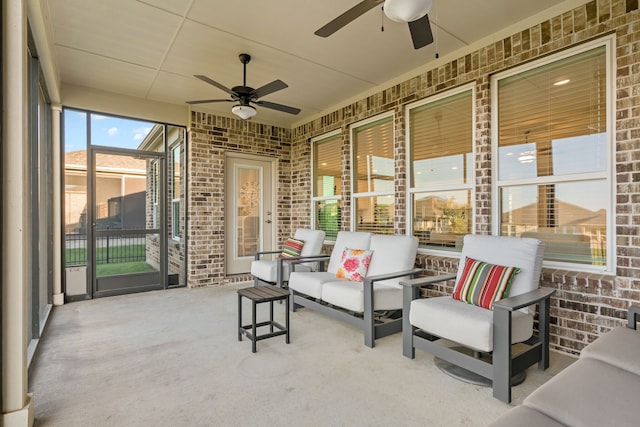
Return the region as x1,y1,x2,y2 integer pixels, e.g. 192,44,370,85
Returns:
232,104,257,120
384,0,433,23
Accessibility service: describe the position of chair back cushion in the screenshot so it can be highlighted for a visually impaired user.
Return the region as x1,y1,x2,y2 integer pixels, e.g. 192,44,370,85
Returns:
456,235,544,299
327,231,374,274
367,234,419,287
294,228,326,257
293,229,326,268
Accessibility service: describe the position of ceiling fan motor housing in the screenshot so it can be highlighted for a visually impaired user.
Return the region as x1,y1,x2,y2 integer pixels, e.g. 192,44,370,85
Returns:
384,0,432,23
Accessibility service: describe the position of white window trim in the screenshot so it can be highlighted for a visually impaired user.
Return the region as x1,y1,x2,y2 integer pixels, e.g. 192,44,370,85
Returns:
405,83,476,256
350,112,395,231
310,129,342,242
170,144,181,242
490,35,615,273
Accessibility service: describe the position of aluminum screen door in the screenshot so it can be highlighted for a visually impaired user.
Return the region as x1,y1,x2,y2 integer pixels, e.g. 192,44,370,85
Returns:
90,148,165,297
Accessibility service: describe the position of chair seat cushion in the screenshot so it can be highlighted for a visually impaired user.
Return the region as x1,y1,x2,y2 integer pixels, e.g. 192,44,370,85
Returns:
523,358,640,427
251,260,312,284
288,271,336,299
409,296,533,353
580,326,640,375
322,280,402,313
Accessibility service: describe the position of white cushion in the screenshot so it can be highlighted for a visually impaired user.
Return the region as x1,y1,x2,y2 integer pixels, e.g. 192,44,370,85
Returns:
580,326,640,376
322,280,402,312
295,229,326,268
250,259,312,283
523,358,640,427
409,296,534,353
367,234,418,287
288,271,336,299
327,231,373,274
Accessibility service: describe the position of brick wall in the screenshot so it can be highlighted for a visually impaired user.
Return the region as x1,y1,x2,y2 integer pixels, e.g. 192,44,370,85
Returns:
188,1,640,354
188,113,291,287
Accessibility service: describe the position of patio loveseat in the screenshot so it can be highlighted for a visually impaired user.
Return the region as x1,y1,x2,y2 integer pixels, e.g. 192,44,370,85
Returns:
288,231,420,347
489,305,640,426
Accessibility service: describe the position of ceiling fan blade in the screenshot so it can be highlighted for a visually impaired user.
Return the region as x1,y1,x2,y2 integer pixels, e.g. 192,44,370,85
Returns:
186,99,233,105
315,0,384,37
255,100,301,115
194,75,236,96
408,14,434,49
251,80,288,99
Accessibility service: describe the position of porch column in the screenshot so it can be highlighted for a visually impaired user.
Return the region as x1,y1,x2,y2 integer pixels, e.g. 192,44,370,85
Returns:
1,0,35,425
52,104,64,305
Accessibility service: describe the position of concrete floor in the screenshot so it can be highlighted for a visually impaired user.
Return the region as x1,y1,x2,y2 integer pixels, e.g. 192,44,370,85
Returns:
29,283,575,427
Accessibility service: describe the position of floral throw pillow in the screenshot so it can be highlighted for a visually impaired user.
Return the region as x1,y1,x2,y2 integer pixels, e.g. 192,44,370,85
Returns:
335,248,373,282
280,237,305,258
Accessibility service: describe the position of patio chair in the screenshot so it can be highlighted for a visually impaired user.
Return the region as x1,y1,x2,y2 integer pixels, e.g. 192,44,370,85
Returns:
250,228,325,288
401,234,555,403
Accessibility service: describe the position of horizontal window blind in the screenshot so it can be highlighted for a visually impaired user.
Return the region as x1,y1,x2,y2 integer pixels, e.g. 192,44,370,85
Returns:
498,46,606,179
314,134,342,198
410,90,473,188
353,116,394,194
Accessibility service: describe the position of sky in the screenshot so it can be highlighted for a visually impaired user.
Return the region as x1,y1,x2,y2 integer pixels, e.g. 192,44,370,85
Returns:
64,110,154,152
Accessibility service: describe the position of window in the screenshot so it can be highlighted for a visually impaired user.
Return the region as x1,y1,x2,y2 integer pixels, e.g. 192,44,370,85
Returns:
351,114,394,235
493,40,611,270
408,86,474,251
171,144,181,240
312,131,342,241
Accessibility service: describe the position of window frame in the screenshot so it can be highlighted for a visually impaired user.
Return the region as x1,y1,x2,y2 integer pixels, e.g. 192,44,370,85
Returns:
310,129,343,242
170,143,181,241
406,83,476,255
350,112,395,233
491,36,615,273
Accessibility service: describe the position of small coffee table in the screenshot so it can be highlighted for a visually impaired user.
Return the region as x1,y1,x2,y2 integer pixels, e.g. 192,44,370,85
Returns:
237,285,290,353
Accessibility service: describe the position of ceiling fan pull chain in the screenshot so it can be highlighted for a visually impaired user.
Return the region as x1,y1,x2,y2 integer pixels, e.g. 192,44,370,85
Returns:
381,6,385,32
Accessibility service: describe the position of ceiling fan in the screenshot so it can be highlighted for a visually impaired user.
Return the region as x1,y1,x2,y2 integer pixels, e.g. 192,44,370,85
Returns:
187,53,301,120
315,0,434,50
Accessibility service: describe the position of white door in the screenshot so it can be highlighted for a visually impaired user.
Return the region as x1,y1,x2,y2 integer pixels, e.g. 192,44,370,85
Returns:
225,154,275,274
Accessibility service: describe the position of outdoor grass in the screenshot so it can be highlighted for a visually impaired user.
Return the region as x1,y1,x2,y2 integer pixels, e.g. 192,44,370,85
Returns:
96,261,156,276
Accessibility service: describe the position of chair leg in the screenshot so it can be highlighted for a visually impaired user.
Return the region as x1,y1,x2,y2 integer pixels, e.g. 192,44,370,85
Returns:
539,297,551,370
492,307,513,403
402,285,418,358
363,278,375,348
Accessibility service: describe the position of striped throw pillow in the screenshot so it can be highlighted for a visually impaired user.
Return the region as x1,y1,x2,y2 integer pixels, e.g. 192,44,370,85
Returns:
452,257,520,309
280,237,305,258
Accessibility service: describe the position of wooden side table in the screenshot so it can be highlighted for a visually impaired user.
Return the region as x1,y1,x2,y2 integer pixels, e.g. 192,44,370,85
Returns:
237,285,290,353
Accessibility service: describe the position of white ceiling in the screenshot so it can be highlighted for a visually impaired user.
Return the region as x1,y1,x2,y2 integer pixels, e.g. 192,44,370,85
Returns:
44,0,569,128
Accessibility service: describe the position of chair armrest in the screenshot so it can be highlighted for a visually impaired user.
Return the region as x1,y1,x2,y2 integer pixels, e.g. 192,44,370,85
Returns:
628,305,640,330
284,255,330,273
254,250,282,260
285,255,330,265
364,268,423,285
493,287,555,312
399,273,457,289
